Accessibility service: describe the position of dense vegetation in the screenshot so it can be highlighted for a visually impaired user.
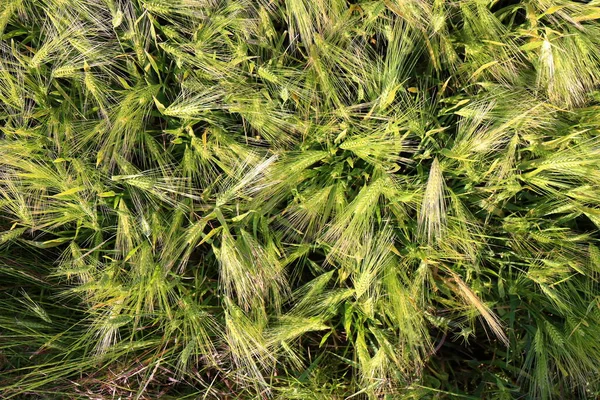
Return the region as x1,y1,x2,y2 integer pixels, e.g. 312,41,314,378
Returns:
1,0,600,398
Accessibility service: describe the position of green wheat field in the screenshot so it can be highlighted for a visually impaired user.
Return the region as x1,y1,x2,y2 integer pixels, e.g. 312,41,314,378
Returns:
1,0,600,398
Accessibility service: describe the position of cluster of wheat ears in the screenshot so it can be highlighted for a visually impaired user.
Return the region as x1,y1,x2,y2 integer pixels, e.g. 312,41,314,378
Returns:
1,0,600,398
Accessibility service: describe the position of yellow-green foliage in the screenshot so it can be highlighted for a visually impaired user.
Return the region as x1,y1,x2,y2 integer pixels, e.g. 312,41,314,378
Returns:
1,0,600,399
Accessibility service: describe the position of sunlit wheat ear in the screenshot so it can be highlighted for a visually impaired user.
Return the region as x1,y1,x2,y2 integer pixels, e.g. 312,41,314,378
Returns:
284,0,345,48
451,272,509,347
322,176,387,262
0,52,25,111
418,157,446,246
223,298,273,389
352,226,395,301
533,27,600,108
216,155,277,207
0,0,22,35
284,184,338,241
